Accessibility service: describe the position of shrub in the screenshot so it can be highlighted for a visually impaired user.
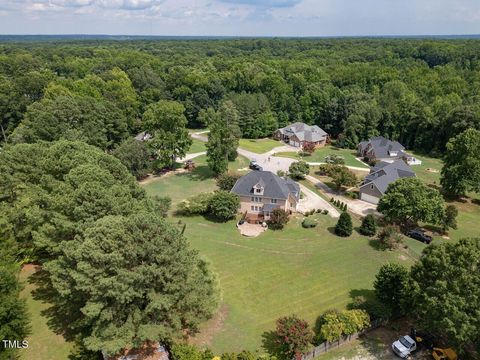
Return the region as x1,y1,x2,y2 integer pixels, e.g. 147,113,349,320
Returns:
377,225,403,250
349,296,391,321
331,166,357,190
302,142,316,154
176,192,214,215
325,154,345,165
274,315,313,358
170,343,213,360
276,170,286,177
268,209,289,230
302,218,317,228
217,172,242,191
442,204,458,233
316,309,370,343
335,212,353,237
208,191,240,221
317,164,339,176
322,209,329,215
359,214,377,236
289,161,310,180
374,263,410,317
330,197,334,203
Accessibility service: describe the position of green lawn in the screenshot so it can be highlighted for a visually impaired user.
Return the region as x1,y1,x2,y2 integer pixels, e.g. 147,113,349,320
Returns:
408,152,442,186
20,266,74,360
239,138,282,154
177,215,416,353
143,155,249,206
189,138,207,154
276,146,369,169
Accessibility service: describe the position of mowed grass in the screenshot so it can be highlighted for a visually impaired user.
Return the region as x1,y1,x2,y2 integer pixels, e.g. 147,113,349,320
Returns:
143,155,250,206
239,138,282,154
178,215,416,353
189,138,207,153
276,146,369,169
19,266,73,360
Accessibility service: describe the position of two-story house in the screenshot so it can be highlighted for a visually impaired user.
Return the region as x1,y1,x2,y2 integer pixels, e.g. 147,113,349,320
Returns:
231,171,300,224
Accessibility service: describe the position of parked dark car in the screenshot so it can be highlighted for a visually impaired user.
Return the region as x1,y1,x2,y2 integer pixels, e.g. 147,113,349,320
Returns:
249,161,263,171
406,229,433,244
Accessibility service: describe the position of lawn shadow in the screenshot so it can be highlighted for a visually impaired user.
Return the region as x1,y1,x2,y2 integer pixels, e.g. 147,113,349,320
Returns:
261,331,285,359
181,165,215,181
327,226,337,235
29,269,80,342
368,238,382,251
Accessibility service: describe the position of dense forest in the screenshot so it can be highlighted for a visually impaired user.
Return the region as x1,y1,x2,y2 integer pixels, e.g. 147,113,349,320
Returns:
1,38,480,156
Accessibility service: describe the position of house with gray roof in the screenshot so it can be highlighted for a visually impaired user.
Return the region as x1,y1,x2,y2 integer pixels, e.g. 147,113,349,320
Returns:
359,159,416,204
357,136,406,163
231,171,300,223
274,122,328,148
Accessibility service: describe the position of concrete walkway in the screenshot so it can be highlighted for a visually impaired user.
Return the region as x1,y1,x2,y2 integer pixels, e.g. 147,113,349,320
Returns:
305,175,379,217
177,151,207,163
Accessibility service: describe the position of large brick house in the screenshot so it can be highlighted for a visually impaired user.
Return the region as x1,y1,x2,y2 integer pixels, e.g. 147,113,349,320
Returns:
274,122,328,148
231,171,300,223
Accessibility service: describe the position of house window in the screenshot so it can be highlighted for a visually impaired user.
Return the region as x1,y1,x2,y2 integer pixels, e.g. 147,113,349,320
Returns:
251,197,254,202
271,199,277,204
255,188,261,193
251,206,255,211
370,184,374,190
290,202,294,207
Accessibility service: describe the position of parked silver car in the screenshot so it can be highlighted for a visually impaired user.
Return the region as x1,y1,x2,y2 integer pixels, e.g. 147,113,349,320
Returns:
392,335,417,358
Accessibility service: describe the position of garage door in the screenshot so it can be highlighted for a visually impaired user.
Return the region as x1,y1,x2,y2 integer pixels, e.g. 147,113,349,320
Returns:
360,192,380,204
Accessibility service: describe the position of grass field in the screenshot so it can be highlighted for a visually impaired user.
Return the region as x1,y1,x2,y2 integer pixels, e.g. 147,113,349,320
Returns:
239,138,282,153
140,152,424,353
189,138,207,153
276,146,369,169
176,215,416,353
143,155,249,206
19,266,73,360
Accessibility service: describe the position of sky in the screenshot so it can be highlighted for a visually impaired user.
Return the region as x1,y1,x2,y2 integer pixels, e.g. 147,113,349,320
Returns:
0,0,480,36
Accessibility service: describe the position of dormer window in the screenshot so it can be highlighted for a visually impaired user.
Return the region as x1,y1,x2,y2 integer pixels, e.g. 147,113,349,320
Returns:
388,151,398,157
253,182,264,195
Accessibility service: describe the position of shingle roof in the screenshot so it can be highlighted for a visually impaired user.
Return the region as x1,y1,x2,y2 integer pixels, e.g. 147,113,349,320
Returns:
361,160,416,194
359,136,405,158
231,171,300,201
278,122,328,142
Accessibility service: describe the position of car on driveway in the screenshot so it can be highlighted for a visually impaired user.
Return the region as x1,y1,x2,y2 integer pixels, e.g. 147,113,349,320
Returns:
406,229,433,244
392,335,417,358
249,160,263,171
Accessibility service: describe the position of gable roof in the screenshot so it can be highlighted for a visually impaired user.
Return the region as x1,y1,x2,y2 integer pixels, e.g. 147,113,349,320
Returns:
361,159,416,194
231,171,300,201
277,122,328,142
359,136,405,158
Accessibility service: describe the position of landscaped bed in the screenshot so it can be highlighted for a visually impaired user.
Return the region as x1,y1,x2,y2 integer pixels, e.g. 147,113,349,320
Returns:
275,145,369,168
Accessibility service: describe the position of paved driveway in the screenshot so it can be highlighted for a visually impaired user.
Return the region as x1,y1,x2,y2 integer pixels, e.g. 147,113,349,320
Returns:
298,184,340,218
305,175,380,217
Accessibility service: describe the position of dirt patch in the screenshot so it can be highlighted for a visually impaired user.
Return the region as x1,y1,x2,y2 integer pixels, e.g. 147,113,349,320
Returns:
189,304,229,348
426,168,439,173
398,254,408,261
138,169,188,185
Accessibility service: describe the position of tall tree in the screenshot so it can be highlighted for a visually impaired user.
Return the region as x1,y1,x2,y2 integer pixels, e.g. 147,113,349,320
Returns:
205,102,241,175
143,100,192,169
0,260,30,360
373,263,409,318
378,178,445,226
410,238,480,356
45,212,219,355
441,128,480,196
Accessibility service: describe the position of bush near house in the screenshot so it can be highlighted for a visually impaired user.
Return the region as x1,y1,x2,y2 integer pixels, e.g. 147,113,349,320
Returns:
302,218,317,228
208,191,240,221
268,209,289,230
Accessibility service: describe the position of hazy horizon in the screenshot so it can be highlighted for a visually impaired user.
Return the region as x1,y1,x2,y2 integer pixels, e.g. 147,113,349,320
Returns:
1,0,480,37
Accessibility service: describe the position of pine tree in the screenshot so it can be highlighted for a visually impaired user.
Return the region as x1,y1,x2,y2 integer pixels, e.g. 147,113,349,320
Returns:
359,214,377,236
335,212,353,237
